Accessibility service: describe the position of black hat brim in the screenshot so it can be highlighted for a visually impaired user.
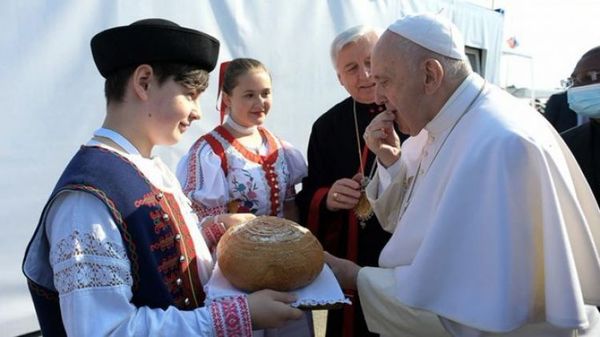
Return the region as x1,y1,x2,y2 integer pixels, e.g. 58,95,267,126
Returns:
91,20,220,78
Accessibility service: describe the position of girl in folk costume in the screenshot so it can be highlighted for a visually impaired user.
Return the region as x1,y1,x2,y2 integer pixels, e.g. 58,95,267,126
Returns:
177,58,312,336
178,58,307,221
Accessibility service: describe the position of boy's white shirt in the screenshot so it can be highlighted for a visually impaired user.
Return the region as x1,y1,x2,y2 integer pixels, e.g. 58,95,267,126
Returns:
38,128,217,337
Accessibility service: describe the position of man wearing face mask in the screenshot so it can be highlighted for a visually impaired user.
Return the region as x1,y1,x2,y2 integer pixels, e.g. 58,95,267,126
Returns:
562,46,600,204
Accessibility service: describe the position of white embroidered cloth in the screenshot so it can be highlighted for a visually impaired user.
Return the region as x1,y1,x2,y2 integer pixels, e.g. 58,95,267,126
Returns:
206,264,351,309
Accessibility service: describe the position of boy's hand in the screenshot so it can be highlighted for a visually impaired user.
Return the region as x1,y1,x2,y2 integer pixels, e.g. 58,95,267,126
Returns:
247,289,303,329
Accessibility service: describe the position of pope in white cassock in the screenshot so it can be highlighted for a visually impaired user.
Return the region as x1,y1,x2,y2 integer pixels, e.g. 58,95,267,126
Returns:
325,13,600,337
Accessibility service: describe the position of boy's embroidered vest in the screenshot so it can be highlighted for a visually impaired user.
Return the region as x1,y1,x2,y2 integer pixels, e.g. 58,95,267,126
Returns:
23,146,205,337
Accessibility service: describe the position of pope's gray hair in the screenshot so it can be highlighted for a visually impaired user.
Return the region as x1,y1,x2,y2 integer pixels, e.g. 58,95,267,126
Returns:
330,25,381,70
391,34,472,82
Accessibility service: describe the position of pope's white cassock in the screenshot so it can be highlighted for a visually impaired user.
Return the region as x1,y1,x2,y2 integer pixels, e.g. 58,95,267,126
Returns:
360,73,600,337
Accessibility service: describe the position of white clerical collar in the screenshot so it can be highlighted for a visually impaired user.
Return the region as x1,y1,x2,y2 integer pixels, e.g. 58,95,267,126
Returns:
425,73,485,136
224,115,257,135
93,128,141,156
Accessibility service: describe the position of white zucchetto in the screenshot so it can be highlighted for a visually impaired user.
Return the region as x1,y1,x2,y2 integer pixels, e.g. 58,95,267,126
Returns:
388,13,466,60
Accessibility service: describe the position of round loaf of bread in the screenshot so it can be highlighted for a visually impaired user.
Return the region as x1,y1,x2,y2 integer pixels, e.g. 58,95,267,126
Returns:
217,216,324,292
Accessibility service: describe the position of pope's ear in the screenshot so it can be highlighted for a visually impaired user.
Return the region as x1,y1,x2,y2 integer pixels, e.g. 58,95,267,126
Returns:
423,58,443,95
132,64,154,100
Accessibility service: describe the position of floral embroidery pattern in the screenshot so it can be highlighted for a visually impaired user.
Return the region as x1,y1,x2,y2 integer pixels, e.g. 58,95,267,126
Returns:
229,171,259,213
201,220,227,254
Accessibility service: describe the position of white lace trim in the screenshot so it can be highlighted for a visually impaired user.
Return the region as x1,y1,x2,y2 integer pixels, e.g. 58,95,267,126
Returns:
51,230,129,264
54,262,133,294
51,230,132,294
291,297,352,308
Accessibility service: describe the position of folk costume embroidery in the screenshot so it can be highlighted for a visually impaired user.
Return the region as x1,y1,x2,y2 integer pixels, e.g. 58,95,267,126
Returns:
23,129,253,337
179,125,306,218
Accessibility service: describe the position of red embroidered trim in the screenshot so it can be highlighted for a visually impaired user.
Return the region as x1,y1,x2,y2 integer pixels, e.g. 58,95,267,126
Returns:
210,296,252,337
215,126,279,164
203,132,229,174
183,134,229,200
149,234,176,251
215,126,283,215
182,137,203,197
157,256,179,273
191,204,227,219
150,209,168,234
184,130,231,217
134,191,161,208
202,220,227,254
162,191,206,307
136,185,206,308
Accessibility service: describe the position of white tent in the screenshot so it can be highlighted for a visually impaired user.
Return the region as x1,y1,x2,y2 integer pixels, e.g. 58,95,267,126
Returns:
0,1,503,335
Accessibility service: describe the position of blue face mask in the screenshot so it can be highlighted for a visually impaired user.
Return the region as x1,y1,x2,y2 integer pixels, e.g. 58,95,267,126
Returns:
567,82,600,118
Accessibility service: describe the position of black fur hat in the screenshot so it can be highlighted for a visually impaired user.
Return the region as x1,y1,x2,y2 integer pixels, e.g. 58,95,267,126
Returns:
91,18,220,78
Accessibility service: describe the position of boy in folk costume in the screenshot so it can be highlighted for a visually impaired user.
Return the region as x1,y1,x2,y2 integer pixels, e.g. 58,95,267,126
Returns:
23,19,302,337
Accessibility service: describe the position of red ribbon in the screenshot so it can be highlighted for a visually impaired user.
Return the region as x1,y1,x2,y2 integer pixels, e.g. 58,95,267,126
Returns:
216,61,231,125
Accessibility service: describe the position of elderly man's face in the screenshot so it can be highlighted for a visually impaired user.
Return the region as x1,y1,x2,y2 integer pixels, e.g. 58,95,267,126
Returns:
336,35,378,104
371,32,425,136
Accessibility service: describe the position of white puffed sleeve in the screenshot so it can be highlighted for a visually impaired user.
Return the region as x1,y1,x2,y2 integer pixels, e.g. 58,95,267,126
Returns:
177,140,230,217
281,139,308,186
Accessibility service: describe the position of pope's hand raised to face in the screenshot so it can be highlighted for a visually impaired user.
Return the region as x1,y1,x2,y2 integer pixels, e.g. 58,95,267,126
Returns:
363,111,401,167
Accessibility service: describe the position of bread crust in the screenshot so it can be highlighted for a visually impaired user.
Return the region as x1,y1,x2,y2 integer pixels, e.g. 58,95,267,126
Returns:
217,216,324,292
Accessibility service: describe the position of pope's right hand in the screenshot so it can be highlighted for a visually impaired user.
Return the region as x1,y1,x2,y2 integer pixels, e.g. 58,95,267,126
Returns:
247,289,303,329
363,110,401,167
324,252,359,290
